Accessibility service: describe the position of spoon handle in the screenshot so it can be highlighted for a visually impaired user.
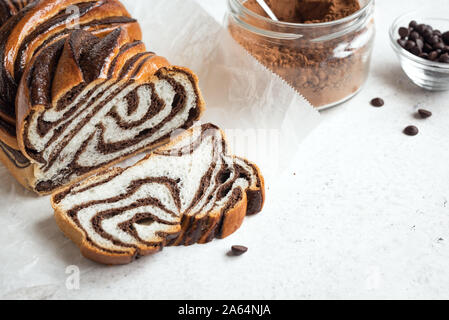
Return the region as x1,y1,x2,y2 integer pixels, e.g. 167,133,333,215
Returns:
255,0,279,21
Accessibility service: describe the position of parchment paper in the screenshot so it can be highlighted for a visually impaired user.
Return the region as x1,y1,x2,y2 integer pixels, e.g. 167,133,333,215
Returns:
122,0,320,182
0,0,319,298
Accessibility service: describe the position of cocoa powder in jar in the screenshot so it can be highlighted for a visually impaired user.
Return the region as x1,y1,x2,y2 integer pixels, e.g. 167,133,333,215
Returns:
229,0,374,108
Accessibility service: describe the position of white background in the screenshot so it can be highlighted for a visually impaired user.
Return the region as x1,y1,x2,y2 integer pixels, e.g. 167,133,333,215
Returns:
1,0,449,299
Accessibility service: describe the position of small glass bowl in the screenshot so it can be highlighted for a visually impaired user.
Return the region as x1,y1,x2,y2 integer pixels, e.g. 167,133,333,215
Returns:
390,10,449,91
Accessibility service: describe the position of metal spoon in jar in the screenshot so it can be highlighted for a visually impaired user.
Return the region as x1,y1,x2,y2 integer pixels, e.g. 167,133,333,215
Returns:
255,0,279,21
253,1,302,40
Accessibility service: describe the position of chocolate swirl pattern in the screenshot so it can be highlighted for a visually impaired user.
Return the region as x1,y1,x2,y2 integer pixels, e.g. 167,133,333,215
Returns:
52,124,265,265
0,139,30,169
0,0,141,147
0,0,32,27
14,29,203,194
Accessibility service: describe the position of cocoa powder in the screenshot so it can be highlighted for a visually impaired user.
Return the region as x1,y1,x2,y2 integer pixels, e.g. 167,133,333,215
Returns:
230,0,373,108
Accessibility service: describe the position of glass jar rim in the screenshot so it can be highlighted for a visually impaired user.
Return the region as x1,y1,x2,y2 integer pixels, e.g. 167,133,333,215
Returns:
228,0,375,28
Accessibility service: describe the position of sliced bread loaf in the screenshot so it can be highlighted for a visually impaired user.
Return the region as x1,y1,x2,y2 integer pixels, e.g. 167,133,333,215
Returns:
13,29,204,194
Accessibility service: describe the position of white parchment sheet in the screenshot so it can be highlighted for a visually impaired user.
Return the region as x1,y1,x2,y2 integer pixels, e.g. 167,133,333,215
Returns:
122,0,320,181
0,0,319,298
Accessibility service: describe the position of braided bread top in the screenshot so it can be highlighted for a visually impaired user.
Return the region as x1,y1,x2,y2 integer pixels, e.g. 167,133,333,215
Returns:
13,26,207,195
0,0,141,148
16,27,169,161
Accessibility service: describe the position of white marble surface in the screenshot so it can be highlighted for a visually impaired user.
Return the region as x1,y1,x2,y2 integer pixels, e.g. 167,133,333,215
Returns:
1,0,449,300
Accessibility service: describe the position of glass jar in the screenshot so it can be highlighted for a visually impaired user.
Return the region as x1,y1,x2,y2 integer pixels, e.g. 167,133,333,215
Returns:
226,0,375,110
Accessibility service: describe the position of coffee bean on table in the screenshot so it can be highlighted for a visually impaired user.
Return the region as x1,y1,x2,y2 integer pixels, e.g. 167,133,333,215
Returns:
418,109,432,119
403,125,419,136
231,245,248,256
399,27,409,39
371,98,384,107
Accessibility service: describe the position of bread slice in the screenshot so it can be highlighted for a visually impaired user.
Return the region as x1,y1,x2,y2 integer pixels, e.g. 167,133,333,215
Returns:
52,123,265,265
11,29,204,194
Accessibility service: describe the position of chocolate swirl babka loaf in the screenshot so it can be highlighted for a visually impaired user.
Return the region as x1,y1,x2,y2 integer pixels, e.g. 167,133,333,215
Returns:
11,28,203,194
0,0,141,149
52,124,265,265
0,0,265,265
